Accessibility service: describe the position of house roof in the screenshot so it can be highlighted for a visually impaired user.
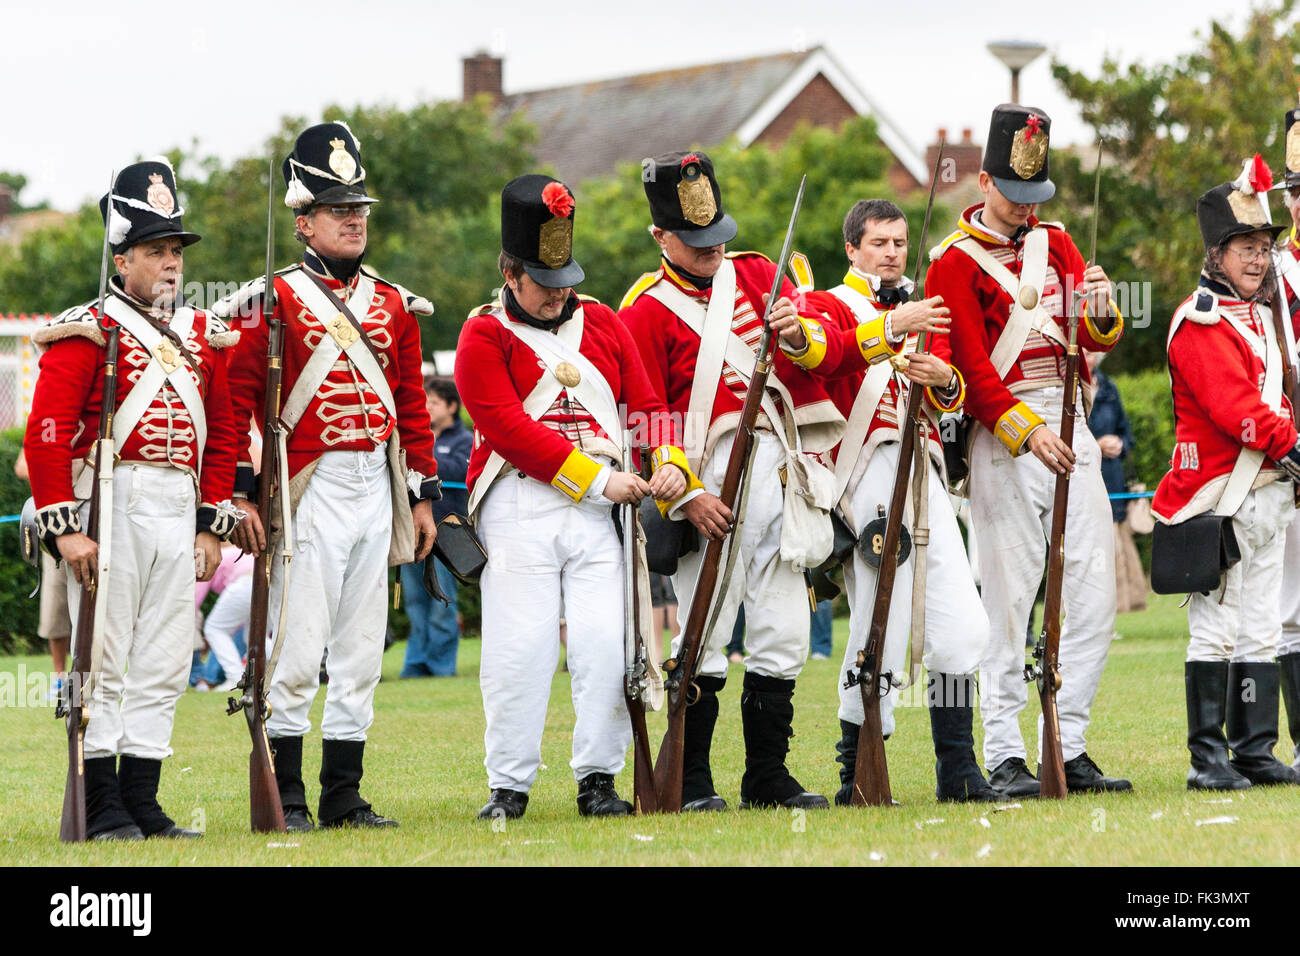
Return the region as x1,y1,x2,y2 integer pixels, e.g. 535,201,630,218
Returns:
498,46,927,187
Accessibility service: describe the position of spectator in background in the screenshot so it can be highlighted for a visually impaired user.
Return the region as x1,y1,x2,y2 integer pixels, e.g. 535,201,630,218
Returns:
192,545,256,692
648,573,677,667
400,376,471,677
1085,351,1146,615
14,448,71,700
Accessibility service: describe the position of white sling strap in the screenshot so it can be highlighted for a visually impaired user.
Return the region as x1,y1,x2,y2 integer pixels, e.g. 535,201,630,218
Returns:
466,304,622,516
1273,250,1300,367
103,297,207,456
952,229,1061,380
278,268,394,431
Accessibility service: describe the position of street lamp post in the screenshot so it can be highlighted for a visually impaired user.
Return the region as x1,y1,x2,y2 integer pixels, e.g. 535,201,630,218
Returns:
987,40,1047,103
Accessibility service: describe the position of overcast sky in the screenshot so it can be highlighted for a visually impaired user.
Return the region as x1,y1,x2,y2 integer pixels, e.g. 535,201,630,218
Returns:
5,0,1266,211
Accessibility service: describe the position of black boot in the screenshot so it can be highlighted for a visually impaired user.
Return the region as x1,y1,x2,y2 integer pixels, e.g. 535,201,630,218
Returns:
270,736,313,831
118,756,200,838
1226,661,1300,785
738,673,828,809
1279,652,1300,771
576,773,633,816
929,673,999,803
84,756,142,840
682,675,727,811
319,739,398,827
1186,661,1251,791
834,719,859,806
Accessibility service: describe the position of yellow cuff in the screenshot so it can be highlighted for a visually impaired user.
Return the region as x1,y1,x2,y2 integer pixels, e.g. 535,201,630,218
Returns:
995,401,1045,455
856,314,902,364
782,316,829,369
551,449,603,502
926,366,966,413
1082,299,1123,346
651,445,704,517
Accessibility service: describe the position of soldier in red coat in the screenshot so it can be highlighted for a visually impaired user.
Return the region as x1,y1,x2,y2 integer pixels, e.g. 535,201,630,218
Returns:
925,105,1131,796
1154,180,1300,789
620,151,844,811
25,159,239,839
221,123,439,830
458,175,706,820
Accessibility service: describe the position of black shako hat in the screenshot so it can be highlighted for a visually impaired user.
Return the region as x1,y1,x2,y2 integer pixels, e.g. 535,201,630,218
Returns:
642,151,738,248
982,104,1056,205
283,121,376,211
1283,109,1300,188
99,159,200,256
501,174,584,288
1197,182,1285,251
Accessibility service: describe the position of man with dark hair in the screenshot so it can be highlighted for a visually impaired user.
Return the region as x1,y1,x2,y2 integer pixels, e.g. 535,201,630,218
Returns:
220,121,440,831
799,197,996,803
457,174,704,820
400,375,470,677
620,151,845,811
25,158,240,839
925,104,1130,796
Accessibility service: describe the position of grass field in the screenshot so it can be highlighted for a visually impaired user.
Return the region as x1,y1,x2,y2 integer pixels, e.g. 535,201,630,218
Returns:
3,592,1298,866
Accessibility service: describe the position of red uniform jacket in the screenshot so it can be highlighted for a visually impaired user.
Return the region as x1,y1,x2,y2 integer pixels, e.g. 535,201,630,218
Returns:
220,258,438,498
1153,284,1297,522
618,252,844,465
1278,231,1300,341
924,204,1122,454
456,294,696,506
24,284,238,542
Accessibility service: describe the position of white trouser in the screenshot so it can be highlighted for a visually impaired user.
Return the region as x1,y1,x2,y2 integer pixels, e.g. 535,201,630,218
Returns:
838,443,989,732
1193,480,1295,662
204,573,253,682
67,465,196,760
969,386,1117,767
672,430,810,681
478,474,629,792
266,447,392,741
1278,502,1300,656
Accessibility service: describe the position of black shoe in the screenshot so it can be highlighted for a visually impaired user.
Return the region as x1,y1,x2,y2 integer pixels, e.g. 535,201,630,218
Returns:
1186,660,1251,791
834,719,858,807
1227,661,1300,785
90,823,144,841
321,806,398,829
148,824,202,839
929,673,999,803
738,673,826,808
576,773,633,817
318,739,377,824
988,757,1040,798
681,675,725,806
118,756,184,837
478,789,528,820
83,756,138,838
681,795,727,812
1279,652,1300,772
284,808,315,832
1063,752,1133,793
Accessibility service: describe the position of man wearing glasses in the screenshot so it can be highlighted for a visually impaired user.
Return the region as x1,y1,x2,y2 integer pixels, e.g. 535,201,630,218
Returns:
219,122,440,830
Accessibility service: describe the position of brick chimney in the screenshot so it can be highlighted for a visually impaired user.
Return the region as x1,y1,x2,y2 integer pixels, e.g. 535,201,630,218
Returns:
462,51,503,103
0,184,12,223
928,126,983,193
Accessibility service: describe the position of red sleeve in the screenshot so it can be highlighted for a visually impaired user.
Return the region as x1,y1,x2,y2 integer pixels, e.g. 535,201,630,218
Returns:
743,256,845,376
926,249,1016,432
610,309,681,451
1169,322,1298,461
24,337,100,510
619,296,692,410
224,306,268,495
392,306,437,478
454,315,584,484
198,354,237,505
1050,228,1120,355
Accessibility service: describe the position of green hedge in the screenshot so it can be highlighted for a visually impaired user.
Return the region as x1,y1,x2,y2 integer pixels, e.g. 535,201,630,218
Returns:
0,427,41,654
1108,368,1175,491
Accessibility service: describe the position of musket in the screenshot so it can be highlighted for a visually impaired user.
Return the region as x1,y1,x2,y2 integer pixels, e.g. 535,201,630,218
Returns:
623,439,657,814
653,176,807,812
1024,140,1105,799
1252,154,1300,426
225,156,287,832
845,144,945,807
59,171,120,842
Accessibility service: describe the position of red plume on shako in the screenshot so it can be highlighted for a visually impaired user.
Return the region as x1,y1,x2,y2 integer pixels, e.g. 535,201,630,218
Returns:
541,181,574,218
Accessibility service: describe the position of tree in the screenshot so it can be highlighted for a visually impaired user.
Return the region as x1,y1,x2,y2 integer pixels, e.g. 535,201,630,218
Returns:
1052,0,1300,371
0,171,49,214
